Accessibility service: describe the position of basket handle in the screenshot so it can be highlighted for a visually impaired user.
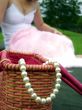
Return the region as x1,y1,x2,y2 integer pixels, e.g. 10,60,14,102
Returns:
0,51,3,71
0,50,11,64
0,50,11,70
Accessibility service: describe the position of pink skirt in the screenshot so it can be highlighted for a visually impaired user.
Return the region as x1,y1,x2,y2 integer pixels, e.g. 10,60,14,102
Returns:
9,27,82,67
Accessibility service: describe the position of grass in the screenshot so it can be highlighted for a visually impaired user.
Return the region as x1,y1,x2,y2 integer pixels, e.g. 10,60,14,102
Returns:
0,33,4,42
59,29,82,54
0,30,82,54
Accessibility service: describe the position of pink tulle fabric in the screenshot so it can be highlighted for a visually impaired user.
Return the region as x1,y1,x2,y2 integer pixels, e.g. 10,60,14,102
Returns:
9,27,73,57
9,27,82,67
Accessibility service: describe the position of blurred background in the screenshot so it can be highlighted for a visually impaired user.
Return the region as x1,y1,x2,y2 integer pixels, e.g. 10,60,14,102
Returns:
40,0,82,33
39,0,82,55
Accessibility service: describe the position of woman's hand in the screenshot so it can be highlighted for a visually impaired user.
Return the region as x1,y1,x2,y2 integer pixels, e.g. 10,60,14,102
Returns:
52,28,63,35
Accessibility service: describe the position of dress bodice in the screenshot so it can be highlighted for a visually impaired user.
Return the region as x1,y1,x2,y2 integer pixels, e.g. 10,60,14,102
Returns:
1,4,36,48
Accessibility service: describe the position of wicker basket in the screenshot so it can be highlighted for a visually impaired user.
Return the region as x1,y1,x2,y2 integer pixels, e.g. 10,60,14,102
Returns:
0,50,56,110
0,51,3,108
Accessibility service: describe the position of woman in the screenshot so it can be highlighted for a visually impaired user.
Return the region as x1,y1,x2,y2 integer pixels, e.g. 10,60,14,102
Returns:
0,1,82,110
0,0,82,67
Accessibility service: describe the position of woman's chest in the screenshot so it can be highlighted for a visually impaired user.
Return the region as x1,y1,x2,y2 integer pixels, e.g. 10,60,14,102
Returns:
4,4,36,24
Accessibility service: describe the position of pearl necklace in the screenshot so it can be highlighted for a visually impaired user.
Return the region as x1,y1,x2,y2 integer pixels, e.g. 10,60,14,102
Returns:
18,58,62,104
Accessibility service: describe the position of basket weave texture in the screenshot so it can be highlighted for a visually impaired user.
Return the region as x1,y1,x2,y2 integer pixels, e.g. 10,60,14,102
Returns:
0,50,56,110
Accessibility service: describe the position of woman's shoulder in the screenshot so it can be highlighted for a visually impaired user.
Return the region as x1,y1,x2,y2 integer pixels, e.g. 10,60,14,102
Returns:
0,0,11,10
32,1,40,10
0,0,10,12
0,0,9,6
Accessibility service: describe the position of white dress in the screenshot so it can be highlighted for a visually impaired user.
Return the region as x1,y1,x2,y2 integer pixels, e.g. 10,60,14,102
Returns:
1,3,82,68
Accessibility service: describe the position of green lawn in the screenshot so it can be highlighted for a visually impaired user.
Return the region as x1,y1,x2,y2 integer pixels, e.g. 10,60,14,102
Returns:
0,33,4,42
60,30,82,54
0,30,82,54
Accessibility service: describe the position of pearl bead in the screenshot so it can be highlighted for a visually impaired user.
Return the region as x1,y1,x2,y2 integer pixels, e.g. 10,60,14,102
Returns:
20,65,26,71
23,77,29,83
49,59,54,64
50,93,56,99
19,58,25,65
56,78,62,83
25,82,31,88
41,98,46,104
43,63,46,65
36,97,41,103
46,97,51,103
54,62,59,67
55,83,61,89
31,93,37,99
45,61,49,64
56,73,62,78
21,71,27,77
53,88,59,94
55,67,61,72
28,88,34,94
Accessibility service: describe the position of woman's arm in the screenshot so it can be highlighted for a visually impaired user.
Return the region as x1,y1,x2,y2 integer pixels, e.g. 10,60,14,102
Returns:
0,0,9,24
34,3,63,35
